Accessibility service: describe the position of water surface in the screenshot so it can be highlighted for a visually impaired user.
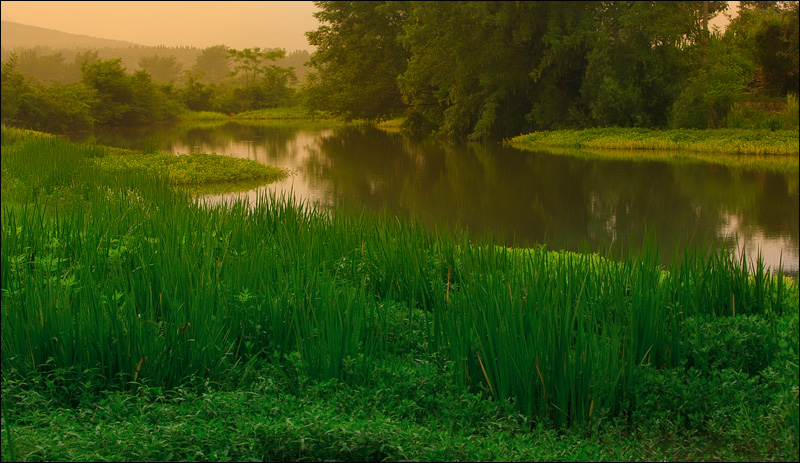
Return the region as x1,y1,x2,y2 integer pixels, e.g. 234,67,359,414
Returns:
67,122,800,274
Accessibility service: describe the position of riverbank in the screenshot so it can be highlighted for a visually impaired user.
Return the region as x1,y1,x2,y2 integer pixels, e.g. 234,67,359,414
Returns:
508,127,800,156
2,128,798,461
1,126,286,198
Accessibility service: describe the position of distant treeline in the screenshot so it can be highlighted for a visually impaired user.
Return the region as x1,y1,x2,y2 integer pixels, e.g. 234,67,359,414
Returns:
302,1,799,138
1,45,309,133
0,45,313,85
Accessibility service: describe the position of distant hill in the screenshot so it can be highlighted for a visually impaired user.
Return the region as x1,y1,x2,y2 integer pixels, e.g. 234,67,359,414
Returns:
1,20,144,49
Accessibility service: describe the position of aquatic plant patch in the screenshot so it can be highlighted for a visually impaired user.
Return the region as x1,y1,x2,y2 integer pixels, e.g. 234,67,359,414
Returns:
508,128,800,156
90,151,286,187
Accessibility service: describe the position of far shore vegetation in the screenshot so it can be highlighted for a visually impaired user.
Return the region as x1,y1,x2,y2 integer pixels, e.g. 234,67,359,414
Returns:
507,126,800,174
508,126,799,156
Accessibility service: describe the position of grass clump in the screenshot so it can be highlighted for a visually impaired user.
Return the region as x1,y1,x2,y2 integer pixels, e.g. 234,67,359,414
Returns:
177,110,232,121
508,127,799,156
232,106,329,120
0,125,286,204
92,151,286,189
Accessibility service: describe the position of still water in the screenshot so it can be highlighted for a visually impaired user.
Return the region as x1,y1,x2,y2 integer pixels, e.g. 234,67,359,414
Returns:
67,121,800,275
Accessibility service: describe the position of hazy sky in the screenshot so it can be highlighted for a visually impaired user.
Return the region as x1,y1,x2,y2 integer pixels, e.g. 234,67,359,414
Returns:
1,1,737,52
0,1,322,51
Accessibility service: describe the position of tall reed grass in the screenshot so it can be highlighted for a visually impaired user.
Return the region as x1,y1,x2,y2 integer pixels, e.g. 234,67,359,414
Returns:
2,127,797,429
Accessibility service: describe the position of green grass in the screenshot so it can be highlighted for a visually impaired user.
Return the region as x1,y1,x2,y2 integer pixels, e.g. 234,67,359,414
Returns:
91,150,286,189
177,110,232,121
0,126,287,200
232,106,333,120
508,127,800,156
2,126,798,461
4,354,796,462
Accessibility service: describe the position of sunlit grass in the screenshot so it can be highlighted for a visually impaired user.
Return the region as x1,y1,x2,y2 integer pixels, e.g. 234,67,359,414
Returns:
508,128,800,157
177,110,231,121
0,125,287,203
91,150,286,188
233,106,332,120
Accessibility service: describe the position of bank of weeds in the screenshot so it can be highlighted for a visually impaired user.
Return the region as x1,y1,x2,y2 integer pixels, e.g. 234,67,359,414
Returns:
0,126,286,199
508,127,799,156
1,127,798,461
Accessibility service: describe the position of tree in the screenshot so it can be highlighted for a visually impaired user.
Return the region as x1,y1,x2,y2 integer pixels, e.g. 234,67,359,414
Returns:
228,47,286,88
81,58,176,125
228,47,296,110
138,54,183,83
192,45,230,84
81,58,133,125
728,1,799,95
180,70,215,111
1,53,30,126
399,1,546,138
580,1,727,128
303,1,410,122
15,49,70,83
669,35,756,128
2,53,94,132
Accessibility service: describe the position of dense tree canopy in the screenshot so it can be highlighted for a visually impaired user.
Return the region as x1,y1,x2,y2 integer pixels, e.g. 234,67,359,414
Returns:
303,0,796,138
303,1,410,122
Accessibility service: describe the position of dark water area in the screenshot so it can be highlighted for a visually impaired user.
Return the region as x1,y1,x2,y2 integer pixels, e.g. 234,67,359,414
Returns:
65,121,800,275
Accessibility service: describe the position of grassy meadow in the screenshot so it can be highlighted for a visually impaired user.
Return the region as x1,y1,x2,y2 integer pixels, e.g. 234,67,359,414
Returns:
1,126,798,461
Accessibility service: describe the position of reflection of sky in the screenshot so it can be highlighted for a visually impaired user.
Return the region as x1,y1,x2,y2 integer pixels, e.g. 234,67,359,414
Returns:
172,129,338,209
719,213,799,274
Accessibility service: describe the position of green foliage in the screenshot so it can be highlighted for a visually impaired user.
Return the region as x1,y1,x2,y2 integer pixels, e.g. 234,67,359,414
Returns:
730,1,799,96
399,1,543,138
300,1,798,137
1,54,94,133
179,71,212,111
92,151,286,187
303,1,409,122
725,93,800,130
16,82,95,133
227,47,297,111
577,2,718,128
670,36,756,129
1,53,30,126
191,45,231,84
81,58,178,125
138,54,183,83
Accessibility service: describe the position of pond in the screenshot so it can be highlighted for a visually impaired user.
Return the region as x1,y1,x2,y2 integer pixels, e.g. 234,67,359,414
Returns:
66,121,800,275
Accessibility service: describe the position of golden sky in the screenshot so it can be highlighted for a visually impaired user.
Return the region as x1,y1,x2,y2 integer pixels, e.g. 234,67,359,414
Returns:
0,1,321,51
0,1,738,52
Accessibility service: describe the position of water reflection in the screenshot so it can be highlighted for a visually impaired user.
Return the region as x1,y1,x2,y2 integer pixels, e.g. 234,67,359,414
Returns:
67,122,800,274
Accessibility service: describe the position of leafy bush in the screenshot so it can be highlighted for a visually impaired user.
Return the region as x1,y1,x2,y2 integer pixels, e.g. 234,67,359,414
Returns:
669,38,755,129
725,94,800,130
